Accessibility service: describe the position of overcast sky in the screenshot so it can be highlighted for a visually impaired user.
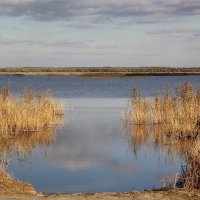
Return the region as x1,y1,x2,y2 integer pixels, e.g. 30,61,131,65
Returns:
0,0,200,67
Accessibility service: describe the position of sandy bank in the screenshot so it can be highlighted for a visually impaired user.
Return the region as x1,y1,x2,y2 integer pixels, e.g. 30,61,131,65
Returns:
0,190,200,200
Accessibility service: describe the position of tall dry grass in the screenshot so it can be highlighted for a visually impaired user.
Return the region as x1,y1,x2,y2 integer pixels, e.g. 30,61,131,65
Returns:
177,140,200,189
125,83,200,139
0,165,36,194
128,88,150,125
0,84,64,139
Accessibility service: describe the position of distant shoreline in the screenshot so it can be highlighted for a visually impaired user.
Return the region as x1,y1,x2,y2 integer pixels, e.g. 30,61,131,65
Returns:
0,71,200,78
0,66,200,77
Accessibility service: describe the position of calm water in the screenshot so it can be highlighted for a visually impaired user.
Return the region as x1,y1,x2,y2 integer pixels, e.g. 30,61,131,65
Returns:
0,75,200,193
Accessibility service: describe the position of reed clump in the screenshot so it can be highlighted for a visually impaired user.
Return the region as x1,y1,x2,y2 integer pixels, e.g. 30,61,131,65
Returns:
129,88,150,125
177,140,200,189
0,84,64,138
0,165,36,194
126,83,200,139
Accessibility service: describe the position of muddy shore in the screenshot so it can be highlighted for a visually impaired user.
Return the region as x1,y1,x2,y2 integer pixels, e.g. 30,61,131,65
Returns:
1,190,200,200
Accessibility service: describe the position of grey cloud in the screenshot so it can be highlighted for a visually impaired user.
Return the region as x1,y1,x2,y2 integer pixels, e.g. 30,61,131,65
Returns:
0,36,118,51
0,0,200,26
0,36,91,48
148,28,200,35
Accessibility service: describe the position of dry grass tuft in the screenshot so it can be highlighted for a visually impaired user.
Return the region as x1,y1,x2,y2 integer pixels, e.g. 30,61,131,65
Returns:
0,84,64,139
125,83,200,139
178,141,200,189
0,165,36,194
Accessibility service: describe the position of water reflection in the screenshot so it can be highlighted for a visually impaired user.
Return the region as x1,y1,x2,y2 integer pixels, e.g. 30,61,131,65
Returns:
123,123,200,188
124,124,196,160
0,101,65,168
0,128,59,166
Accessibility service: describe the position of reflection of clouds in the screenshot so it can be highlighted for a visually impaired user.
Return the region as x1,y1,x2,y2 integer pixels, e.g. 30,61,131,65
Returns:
57,158,135,174
41,100,135,174
45,137,135,174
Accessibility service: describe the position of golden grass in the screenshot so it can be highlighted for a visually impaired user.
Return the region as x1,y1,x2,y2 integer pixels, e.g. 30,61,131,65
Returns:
123,83,200,189
0,84,64,194
0,84,64,139
0,165,36,195
125,83,200,139
179,141,200,189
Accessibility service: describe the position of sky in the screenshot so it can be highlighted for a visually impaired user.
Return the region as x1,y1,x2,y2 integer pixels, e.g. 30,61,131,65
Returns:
0,0,200,67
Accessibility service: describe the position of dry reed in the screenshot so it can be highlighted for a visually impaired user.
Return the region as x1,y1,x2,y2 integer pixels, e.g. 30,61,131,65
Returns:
0,165,36,194
129,88,150,125
126,83,200,139
178,140,200,189
0,84,64,139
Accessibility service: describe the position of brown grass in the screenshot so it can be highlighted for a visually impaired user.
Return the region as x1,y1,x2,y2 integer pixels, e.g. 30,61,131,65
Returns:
125,83,200,139
0,165,36,195
0,84,64,194
178,141,200,189
123,83,200,189
0,84,64,139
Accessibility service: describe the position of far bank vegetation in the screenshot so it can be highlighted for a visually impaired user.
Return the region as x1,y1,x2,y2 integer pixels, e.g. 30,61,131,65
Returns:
0,66,200,73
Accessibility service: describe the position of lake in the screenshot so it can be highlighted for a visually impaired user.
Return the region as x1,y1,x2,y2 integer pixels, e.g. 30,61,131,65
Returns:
0,75,200,193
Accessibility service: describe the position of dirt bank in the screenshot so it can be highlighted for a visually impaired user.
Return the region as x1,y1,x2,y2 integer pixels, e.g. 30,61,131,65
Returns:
0,190,200,200
0,166,36,195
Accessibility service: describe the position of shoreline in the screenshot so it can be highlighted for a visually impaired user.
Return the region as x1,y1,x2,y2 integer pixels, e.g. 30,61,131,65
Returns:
0,71,200,78
1,189,200,200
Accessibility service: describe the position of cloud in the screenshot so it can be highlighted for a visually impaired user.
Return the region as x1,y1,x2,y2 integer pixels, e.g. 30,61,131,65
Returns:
0,36,91,48
0,36,119,58
148,28,200,35
0,0,200,26
147,28,200,41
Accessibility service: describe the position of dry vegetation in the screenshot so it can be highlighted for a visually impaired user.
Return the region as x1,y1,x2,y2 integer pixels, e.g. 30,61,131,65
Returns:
178,140,200,189
122,82,200,189
0,84,64,139
0,66,200,73
0,67,200,78
0,165,36,195
0,84,64,194
124,83,200,139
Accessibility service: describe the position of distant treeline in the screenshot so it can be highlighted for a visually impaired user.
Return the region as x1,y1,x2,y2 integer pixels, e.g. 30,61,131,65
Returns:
0,67,200,73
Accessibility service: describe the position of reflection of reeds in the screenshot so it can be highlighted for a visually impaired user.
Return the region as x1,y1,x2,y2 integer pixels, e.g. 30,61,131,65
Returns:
130,125,150,153
0,84,64,138
0,127,59,166
124,123,194,161
125,83,200,139
122,122,200,189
